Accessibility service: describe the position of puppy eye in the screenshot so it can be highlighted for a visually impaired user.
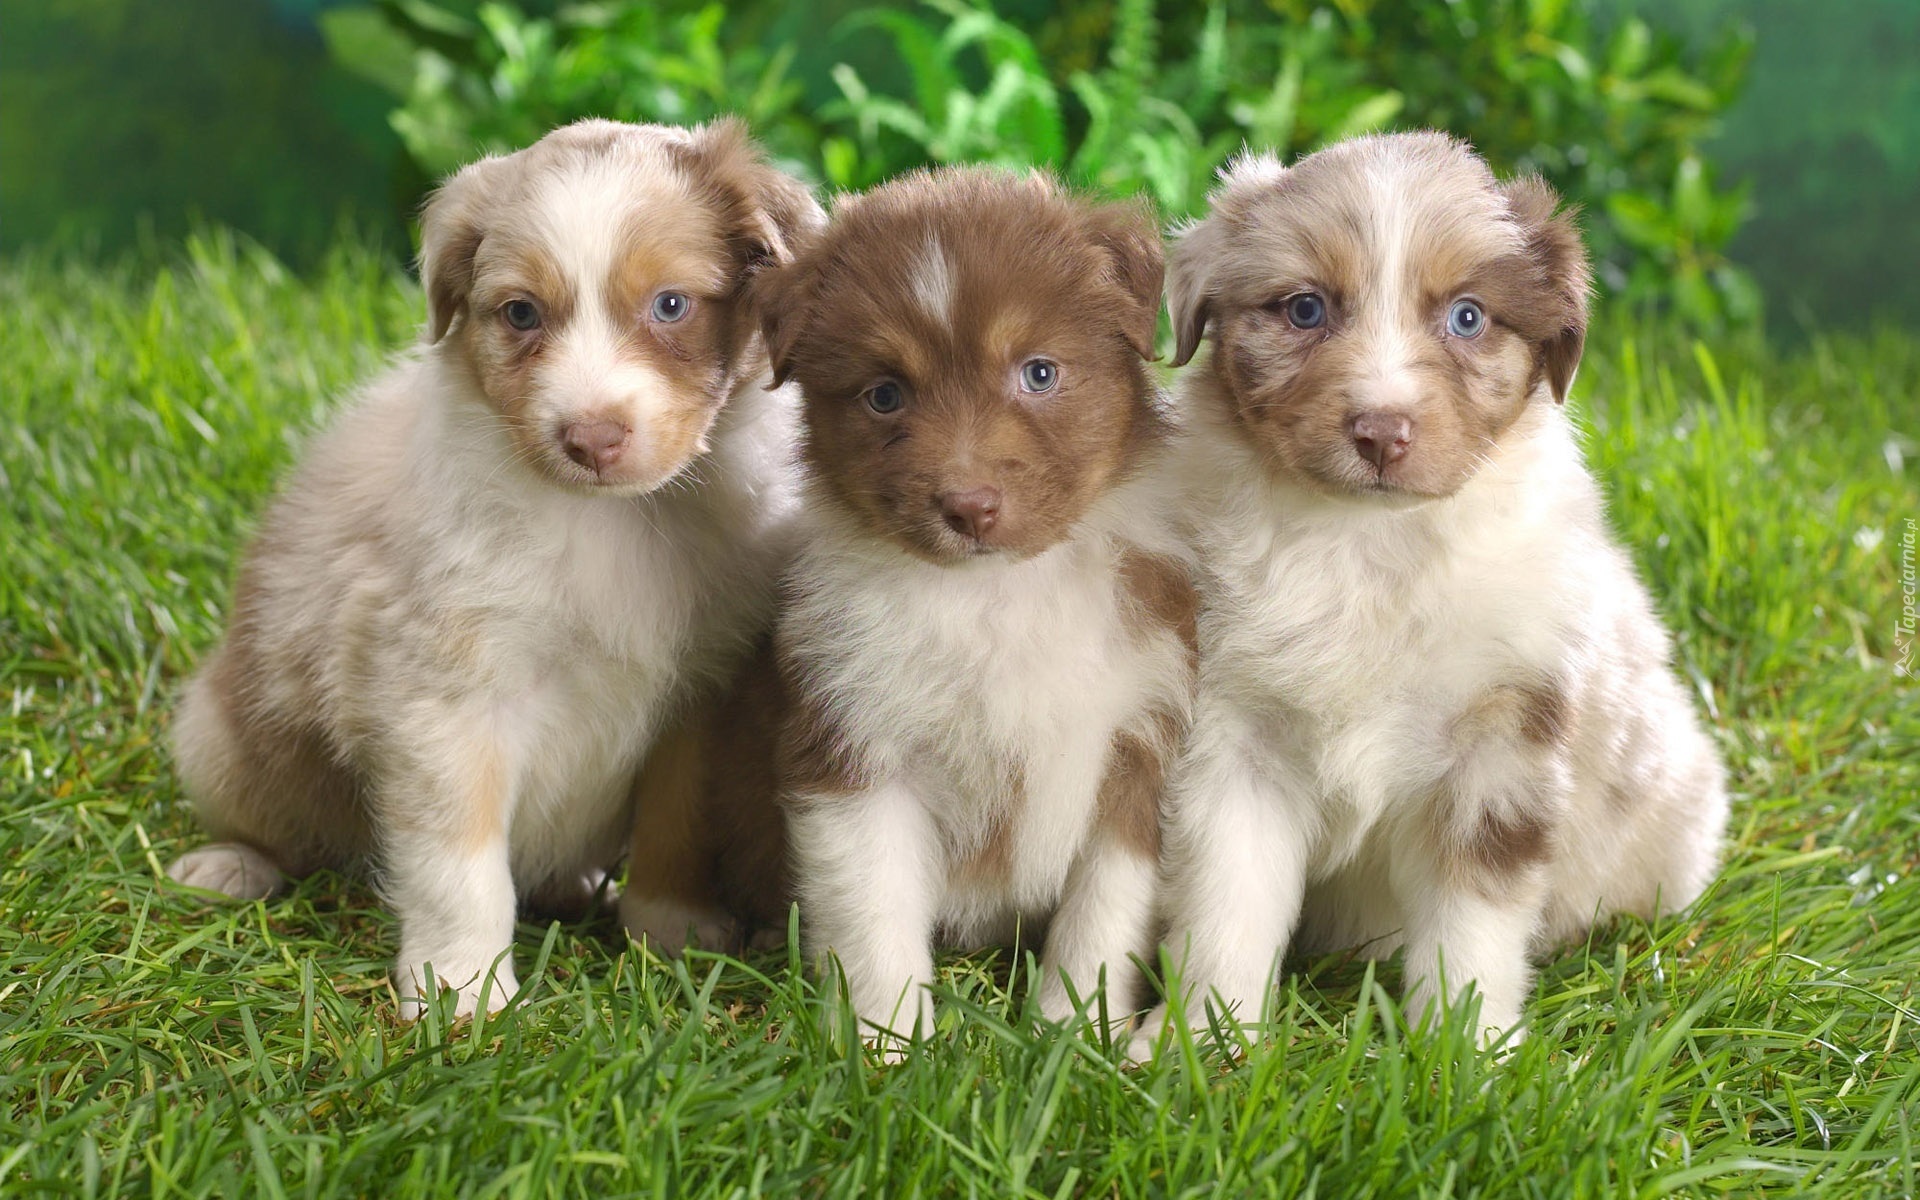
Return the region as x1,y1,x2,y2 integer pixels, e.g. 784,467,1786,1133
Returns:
1284,293,1327,330
865,381,905,415
1447,299,1486,338
502,299,541,331
650,291,692,323
1019,359,1059,394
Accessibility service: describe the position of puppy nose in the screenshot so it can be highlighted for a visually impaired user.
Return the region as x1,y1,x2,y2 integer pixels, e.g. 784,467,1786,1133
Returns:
1350,411,1412,469
561,419,630,473
939,486,1003,539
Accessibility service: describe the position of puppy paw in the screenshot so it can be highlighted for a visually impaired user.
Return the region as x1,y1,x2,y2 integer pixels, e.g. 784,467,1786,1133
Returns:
1122,1007,1168,1065
743,925,789,954
855,992,936,1065
618,893,738,954
394,954,518,1021
166,842,285,900
525,867,617,921
862,1030,915,1066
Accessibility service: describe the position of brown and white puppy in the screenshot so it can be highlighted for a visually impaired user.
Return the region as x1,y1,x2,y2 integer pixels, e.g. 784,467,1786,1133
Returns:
1138,132,1727,1052
620,167,1196,1048
166,118,822,1018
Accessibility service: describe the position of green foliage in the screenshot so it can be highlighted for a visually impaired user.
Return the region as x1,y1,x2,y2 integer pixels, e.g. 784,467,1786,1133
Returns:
6,241,1918,1194
341,0,1759,327
0,0,412,263
358,0,821,177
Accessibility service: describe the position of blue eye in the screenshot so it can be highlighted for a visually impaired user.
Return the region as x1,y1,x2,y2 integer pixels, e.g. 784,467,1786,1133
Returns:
502,299,541,331
651,291,691,323
866,382,904,415
1284,292,1327,329
1019,359,1059,394
1447,299,1486,338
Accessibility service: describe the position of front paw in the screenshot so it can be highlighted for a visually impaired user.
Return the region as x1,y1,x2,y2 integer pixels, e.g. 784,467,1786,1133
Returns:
619,892,738,954
1122,1006,1169,1064
167,842,285,900
1404,980,1525,1052
854,988,936,1064
395,952,518,1020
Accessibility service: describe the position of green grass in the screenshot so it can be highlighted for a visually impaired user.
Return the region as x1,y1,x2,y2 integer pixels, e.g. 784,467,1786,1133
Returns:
4,232,1917,1198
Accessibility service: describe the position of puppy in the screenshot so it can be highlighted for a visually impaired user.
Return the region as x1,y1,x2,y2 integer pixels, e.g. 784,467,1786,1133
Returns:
620,168,1195,1046
1140,132,1728,1050
166,118,822,1017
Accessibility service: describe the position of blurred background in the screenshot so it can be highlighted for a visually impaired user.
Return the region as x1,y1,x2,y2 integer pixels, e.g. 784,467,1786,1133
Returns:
3,0,1916,332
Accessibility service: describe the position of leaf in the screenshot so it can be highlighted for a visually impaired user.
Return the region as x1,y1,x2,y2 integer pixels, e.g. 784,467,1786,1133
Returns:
1331,90,1404,140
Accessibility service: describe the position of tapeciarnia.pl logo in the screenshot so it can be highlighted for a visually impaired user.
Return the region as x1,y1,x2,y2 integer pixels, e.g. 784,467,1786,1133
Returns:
1899,518,1917,678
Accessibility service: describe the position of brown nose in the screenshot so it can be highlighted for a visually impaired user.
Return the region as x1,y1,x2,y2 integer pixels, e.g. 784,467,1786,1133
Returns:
939,486,1003,540
561,419,630,474
1350,411,1412,469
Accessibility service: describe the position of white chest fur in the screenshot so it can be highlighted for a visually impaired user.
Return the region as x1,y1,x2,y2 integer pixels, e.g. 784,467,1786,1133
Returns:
1190,407,1611,868
784,492,1187,924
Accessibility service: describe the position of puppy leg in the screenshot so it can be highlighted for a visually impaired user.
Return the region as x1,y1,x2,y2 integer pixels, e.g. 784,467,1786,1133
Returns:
621,714,737,953
1132,718,1312,1060
378,747,520,1020
168,653,367,891
1037,726,1168,1025
1396,868,1544,1045
789,780,940,1058
1404,700,1570,1045
1035,834,1157,1026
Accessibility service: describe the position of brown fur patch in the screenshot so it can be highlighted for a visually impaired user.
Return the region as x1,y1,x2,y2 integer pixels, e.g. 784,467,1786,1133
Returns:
1424,777,1557,899
459,743,508,853
1096,720,1175,859
949,764,1025,888
1117,549,1198,661
752,167,1168,563
627,635,797,929
1515,681,1572,747
778,668,873,803
1464,807,1553,877
1453,681,1574,751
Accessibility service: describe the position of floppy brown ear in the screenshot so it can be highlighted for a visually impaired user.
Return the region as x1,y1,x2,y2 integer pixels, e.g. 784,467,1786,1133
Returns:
674,116,826,280
1500,175,1591,403
1085,196,1166,361
749,255,821,387
1168,151,1291,368
1166,216,1226,368
418,153,516,344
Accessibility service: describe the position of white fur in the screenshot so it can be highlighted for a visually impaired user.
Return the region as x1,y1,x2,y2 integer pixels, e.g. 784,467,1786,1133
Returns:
909,236,956,329
783,462,1192,1044
169,140,804,1018
1145,397,1728,1052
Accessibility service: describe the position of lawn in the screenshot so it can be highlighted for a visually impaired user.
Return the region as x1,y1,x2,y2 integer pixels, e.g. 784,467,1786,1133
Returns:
5,233,1917,1198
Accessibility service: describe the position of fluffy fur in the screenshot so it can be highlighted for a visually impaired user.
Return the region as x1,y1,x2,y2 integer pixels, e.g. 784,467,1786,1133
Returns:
166,118,822,1017
1140,132,1728,1052
619,168,1196,1048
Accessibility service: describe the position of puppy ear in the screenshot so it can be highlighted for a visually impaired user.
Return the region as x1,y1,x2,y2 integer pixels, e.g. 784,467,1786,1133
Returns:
418,153,516,344
1500,175,1591,403
1085,197,1166,361
1166,216,1225,368
1168,151,1288,368
749,255,821,388
675,116,826,280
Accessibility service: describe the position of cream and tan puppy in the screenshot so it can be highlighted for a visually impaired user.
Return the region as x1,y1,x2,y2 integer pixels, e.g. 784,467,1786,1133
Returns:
620,168,1196,1049
166,118,821,1017
1140,132,1727,1051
